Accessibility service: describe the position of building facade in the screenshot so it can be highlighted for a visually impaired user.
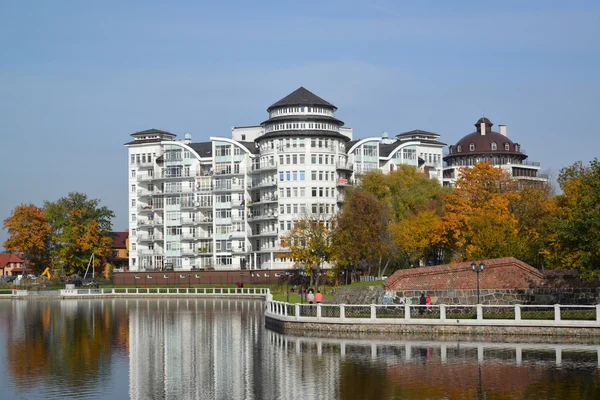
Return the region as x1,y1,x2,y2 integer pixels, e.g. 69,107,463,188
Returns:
126,88,447,272
443,118,547,188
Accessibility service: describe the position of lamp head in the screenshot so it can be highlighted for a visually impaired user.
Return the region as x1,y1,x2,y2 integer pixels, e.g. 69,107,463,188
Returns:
479,261,485,271
471,262,477,271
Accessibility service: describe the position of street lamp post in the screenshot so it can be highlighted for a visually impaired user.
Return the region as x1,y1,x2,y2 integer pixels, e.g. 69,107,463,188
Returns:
471,261,485,304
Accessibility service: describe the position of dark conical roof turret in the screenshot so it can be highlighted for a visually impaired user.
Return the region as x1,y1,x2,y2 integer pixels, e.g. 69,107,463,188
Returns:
267,87,337,111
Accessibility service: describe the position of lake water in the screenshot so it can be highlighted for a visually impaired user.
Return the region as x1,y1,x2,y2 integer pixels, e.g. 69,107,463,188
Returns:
1,298,599,399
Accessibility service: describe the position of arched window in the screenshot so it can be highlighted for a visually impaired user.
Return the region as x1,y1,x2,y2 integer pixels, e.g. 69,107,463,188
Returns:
491,142,497,150
505,143,510,151
469,143,475,151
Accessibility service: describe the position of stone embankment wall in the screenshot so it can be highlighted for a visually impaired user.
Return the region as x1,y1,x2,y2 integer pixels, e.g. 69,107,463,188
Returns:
334,286,386,304
265,317,600,337
334,286,600,306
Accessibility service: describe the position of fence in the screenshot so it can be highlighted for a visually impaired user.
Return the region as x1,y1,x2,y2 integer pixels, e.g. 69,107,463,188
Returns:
265,302,600,328
6,287,271,298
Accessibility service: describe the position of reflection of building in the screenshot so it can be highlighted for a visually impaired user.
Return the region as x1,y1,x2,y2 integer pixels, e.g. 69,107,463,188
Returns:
443,117,548,188
126,87,446,272
128,299,268,400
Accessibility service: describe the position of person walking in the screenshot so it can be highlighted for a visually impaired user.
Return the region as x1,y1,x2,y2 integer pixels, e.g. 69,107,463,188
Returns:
419,293,426,315
426,295,432,312
307,289,315,304
315,290,323,304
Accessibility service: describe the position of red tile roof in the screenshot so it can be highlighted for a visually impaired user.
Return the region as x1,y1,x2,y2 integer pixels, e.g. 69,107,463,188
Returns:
0,253,25,269
110,232,128,249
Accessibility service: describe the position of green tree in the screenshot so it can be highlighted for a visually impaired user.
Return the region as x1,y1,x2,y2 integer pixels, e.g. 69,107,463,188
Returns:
331,189,397,279
44,192,114,275
549,158,600,277
3,204,51,273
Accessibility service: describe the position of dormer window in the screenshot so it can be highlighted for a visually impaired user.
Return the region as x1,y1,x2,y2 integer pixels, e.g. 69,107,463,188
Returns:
457,145,462,152
505,143,510,151
491,142,497,150
469,143,475,151
515,144,519,152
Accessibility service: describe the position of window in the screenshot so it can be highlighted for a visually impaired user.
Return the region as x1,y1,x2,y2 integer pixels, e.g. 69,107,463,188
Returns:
131,170,136,178
286,171,291,180
131,199,136,207
312,171,317,181
131,213,136,222
279,172,284,181
457,145,462,152
469,143,475,151
131,185,136,193
491,142,497,150
312,188,317,197
299,171,305,180
505,143,510,150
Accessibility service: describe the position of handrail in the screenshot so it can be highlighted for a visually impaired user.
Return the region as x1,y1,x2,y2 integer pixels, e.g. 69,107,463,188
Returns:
264,301,600,327
7,287,272,298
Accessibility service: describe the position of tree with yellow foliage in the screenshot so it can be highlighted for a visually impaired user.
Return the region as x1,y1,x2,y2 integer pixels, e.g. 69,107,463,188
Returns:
3,204,51,273
434,162,523,261
281,214,333,288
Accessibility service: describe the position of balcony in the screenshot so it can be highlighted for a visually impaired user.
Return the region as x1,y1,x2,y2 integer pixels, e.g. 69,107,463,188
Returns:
181,248,196,256
248,212,278,221
181,217,197,225
231,214,245,223
232,247,248,254
137,205,155,213
251,162,278,173
251,180,278,189
250,230,279,237
336,178,353,187
230,230,246,238
249,195,278,206
137,173,155,182
197,218,213,224
335,162,354,171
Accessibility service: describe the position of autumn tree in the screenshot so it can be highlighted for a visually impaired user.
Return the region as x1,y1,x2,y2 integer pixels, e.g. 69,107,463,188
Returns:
509,185,557,267
435,162,523,261
389,210,442,268
547,158,600,277
44,192,114,275
331,189,397,279
359,165,448,221
3,204,51,273
281,214,333,289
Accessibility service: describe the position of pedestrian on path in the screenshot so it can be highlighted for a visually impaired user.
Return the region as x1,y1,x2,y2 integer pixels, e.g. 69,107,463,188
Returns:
315,290,323,304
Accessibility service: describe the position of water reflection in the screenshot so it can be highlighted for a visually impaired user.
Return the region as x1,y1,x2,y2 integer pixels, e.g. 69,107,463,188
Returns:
267,331,600,400
1,299,128,398
1,299,600,400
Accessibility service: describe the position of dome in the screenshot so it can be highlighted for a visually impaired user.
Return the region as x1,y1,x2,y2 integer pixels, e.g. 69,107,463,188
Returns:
445,118,525,158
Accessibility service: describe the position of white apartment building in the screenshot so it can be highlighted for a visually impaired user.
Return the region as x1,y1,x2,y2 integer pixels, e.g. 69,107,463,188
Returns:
126,87,446,271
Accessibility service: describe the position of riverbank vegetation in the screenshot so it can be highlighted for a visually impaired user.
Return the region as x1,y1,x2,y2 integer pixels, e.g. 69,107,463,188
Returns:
285,158,600,280
3,192,114,276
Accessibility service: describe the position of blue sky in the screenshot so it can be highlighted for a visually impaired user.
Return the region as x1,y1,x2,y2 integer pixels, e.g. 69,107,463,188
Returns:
1,0,599,249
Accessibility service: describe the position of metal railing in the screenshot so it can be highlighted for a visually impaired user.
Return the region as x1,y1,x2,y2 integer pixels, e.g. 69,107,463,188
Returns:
265,302,600,327
55,287,271,297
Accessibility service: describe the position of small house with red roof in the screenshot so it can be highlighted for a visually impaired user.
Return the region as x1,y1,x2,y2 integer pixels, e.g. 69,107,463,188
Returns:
0,253,26,276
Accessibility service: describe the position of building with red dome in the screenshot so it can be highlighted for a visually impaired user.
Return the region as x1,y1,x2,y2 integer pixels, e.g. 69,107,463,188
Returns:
443,118,547,188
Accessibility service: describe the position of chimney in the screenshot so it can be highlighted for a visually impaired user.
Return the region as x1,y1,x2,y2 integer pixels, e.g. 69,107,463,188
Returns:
499,125,506,136
480,122,486,135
